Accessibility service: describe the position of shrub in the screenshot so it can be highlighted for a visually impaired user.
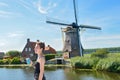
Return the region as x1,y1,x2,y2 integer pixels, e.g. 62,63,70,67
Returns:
56,54,62,58
11,57,21,64
3,59,11,64
117,66,120,72
91,49,109,58
0,60,4,64
45,54,56,61
96,57,120,72
71,56,80,67
71,57,99,69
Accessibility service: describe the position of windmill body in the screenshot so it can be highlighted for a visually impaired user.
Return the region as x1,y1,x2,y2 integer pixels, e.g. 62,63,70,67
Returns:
62,27,83,57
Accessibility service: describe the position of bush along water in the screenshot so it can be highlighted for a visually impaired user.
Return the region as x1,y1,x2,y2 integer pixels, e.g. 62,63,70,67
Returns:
0,57,21,64
70,48,120,73
10,57,21,64
96,57,120,72
71,57,99,69
45,54,56,61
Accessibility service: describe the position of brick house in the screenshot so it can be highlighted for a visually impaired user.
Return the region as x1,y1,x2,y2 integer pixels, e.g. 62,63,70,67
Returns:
44,45,56,54
0,52,5,59
21,38,56,61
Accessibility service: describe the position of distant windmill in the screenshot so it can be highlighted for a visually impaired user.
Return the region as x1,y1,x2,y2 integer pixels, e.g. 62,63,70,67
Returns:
46,0,101,57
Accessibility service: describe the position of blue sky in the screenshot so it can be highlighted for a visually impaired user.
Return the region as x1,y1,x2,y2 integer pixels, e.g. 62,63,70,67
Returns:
0,0,120,52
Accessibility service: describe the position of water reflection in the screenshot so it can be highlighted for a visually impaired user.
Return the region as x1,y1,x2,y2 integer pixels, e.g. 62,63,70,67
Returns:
0,66,120,80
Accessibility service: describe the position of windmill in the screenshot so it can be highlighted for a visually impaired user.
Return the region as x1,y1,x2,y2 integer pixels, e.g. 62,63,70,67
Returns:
46,0,101,57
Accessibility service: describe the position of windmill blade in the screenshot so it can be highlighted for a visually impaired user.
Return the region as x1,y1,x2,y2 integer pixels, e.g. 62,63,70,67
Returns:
46,21,71,26
79,24,101,30
73,0,78,25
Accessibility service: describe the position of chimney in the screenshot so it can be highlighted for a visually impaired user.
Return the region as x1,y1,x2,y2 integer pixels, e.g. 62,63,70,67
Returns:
37,40,40,42
27,38,30,43
48,45,50,47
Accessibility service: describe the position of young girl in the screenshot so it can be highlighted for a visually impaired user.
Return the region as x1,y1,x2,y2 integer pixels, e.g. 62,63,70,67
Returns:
34,42,46,80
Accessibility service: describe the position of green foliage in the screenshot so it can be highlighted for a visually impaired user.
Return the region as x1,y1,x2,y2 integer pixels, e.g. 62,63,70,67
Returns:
0,57,21,64
45,54,56,61
71,53,120,73
0,60,4,64
71,57,99,69
56,54,62,58
84,47,120,54
11,57,21,64
3,58,11,64
56,51,63,54
96,57,120,72
91,49,109,58
70,56,81,67
6,50,21,58
84,48,96,54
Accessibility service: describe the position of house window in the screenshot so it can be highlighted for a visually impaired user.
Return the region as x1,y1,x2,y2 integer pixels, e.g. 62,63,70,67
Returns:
29,47,31,51
25,48,27,52
30,53,33,57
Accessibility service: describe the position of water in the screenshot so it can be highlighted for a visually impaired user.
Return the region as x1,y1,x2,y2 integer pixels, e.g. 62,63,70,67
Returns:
0,66,120,80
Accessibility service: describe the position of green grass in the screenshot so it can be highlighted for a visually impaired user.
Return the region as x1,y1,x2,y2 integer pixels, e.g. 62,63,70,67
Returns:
70,53,120,73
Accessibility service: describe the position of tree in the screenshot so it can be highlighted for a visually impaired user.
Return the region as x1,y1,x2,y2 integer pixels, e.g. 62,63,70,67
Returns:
6,50,21,58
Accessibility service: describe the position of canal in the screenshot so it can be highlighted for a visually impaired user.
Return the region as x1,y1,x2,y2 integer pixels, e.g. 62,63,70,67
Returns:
0,66,120,80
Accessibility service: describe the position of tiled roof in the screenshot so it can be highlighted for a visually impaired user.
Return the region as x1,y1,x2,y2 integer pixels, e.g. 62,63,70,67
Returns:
28,41,56,54
29,41,36,49
45,46,56,54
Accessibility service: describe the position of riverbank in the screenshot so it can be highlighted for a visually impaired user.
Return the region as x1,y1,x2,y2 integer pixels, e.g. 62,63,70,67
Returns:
0,64,72,67
71,52,120,73
0,64,30,67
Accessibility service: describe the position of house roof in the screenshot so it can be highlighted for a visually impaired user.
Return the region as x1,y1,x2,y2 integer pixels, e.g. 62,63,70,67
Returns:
45,45,56,54
26,40,56,54
29,41,36,50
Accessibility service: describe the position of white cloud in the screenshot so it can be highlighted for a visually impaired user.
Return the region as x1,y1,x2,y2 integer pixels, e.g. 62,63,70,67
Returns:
83,35,120,42
45,38,63,51
0,39,9,52
0,10,12,17
0,39,23,52
82,34,120,49
37,3,48,14
7,32,24,38
0,32,25,52
19,1,31,10
0,10,22,18
0,2,8,7
35,0,57,14
0,3,15,18
0,43,6,47
15,0,39,16
0,10,12,14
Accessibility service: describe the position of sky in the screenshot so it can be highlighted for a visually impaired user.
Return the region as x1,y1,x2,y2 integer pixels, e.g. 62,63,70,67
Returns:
0,0,120,52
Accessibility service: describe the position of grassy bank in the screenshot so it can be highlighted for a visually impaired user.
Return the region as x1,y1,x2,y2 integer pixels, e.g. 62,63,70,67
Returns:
71,53,120,73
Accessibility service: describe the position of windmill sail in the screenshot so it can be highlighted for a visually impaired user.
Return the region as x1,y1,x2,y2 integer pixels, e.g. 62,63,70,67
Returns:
73,0,78,25
46,21,71,26
46,0,101,58
79,24,101,30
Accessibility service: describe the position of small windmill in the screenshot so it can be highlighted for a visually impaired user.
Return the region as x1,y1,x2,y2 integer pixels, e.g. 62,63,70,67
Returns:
46,0,101,57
